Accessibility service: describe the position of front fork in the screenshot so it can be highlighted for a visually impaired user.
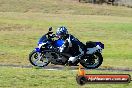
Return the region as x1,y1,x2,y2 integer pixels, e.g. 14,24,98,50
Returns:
34,48,43,62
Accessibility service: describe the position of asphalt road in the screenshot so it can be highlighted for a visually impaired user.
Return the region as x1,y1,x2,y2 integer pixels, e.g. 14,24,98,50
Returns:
0,64,132,72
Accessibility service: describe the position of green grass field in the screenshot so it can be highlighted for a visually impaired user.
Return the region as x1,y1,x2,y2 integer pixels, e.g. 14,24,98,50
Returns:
0,13,132,67
0,0,132,87
0,67,132,88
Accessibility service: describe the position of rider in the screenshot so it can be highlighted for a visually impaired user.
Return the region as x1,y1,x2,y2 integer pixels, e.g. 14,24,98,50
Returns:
56,26,85,65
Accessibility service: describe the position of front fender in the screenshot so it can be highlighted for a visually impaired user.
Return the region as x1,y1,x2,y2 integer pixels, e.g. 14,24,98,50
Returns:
35,48,41,52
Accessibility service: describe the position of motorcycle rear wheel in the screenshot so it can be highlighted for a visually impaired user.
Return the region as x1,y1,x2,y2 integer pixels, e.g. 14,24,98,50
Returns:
80,52,103,69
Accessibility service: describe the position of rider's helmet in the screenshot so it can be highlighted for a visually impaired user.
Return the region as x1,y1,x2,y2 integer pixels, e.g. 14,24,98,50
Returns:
56,26,68,39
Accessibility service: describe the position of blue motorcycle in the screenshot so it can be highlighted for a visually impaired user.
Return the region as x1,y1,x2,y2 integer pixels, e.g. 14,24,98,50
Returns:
29,27,104,69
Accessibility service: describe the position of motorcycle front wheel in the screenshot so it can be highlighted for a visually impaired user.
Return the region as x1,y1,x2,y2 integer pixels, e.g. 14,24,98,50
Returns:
80,52,103,69
29,50,50,67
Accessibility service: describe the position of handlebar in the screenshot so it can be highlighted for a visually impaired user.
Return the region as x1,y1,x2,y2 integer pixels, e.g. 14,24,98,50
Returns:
46,31,53,35
46,31,57,39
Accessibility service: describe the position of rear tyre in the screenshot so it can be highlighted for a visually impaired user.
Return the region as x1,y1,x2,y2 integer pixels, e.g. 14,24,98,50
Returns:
80,52,103,69
29,50,50,67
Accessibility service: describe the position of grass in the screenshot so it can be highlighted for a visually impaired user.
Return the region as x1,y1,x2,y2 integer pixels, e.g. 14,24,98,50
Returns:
0,13,132,67
0,0,132,16
0,0,132,88
0,67,132,88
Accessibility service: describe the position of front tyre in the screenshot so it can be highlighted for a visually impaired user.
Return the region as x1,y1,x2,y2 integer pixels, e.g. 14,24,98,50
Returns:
29,50,50,67
80,52,103,69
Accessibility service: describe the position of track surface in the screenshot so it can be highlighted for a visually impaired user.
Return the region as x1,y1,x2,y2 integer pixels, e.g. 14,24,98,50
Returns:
0,64,132,72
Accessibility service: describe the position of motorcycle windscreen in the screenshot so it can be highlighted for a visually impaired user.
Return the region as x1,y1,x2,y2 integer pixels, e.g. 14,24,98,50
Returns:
38,35,48,45
54,39,64,47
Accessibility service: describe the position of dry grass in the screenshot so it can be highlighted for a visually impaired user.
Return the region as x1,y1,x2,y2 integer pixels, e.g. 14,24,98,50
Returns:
0,0,132,16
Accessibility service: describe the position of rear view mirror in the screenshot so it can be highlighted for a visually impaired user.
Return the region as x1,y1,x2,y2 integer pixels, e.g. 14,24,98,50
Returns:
48,27,52,31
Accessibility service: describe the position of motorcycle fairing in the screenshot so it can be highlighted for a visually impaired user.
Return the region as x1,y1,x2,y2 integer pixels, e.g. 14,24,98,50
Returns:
54,39,64,47
38,35,48,45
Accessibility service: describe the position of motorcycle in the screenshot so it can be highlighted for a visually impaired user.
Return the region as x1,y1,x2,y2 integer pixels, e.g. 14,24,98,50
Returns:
29,27,104,69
